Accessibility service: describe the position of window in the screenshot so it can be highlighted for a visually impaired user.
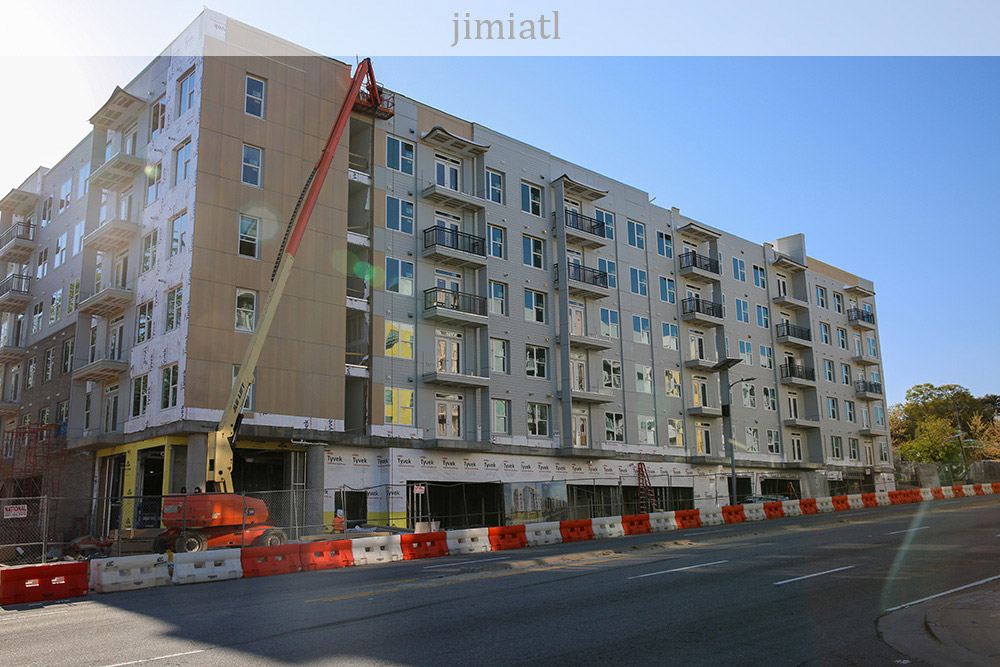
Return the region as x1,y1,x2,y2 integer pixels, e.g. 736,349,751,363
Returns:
815,285,828,308
54,234,67,268
867,336,878,357
150,98,166,140
174,140,192,184
753,265,766,289
520,182,542,216
385,258,414,296
41,196,51,227
525,345,548,378
874,404,885,427
659,276,675,303
43,348,55,382
488,281,507,315
526,403,550,436
160,285,182,333
492,399,511,434
735,298,749,323
763,386,776,411
385,196,414,234
487,225,505,258
67,279,80,314
146,162,162,203
597,258,617,288
879,440,889,462
668,419,684,448
847,437,859,460
823,359,834,381
132,301,153,343
656,231,672,258
56,400,69,424
841,363,851,385
629,267,647,296
522,235,544,269
524,289,545,323
600,308,620,338
435,393,461,438
59,179,71,212
595,209,614,239
759,345,773,369
141,230,158,272
36,248,48,280
819,322,831,345
238,214,259,257
73,221,85,256
837,327,848,349
756,305,769,328
384,321,414,359
767,429,780,454
78,163,90,198
490,338,509,373
746,427,760,452
26,357,36,389
739,340,753,365
638,415,656,445
845,400,856,423
665,370,681,397
49,290,62,324
384,388,414,425
486,169,504,204
8,365,20,402
235,289,256,332
742,384,757,409
662,323,678,350
386,136,414,174
241,145,262,186
827,397,839,420
732,257,746,282
830,436,843,458
833,292,844,313
61,338,74,374
178,69,195,114
31,302,43,333
131,374,148,417
632,315,650,344
161,364,179,409
606,412,625,442
245,75,266,117
627,220,645,249
603,360,622,389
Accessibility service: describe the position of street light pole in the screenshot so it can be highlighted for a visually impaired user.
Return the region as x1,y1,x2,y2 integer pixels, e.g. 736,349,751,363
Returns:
726,377,753,505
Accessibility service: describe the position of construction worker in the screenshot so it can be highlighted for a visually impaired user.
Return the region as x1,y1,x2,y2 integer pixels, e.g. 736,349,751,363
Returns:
332,509,345,533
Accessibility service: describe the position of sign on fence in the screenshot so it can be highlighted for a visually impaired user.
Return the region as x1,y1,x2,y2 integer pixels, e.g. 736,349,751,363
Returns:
3,504,28,520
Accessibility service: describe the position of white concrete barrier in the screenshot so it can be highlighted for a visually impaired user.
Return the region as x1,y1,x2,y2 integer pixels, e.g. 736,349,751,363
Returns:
351,535,403,565
524,521,562,547
815,497,835,513
648,511,678,532
982,484,994,495
875,491,891,507
445,528,492,554
962,484,977,497
699,508,725,526
742,504,767,522
941,486,955,499
846,494,865,510
919,488,934,502
90,554,170,593
172,548,243,585
781,500,803,517
591,516,625,539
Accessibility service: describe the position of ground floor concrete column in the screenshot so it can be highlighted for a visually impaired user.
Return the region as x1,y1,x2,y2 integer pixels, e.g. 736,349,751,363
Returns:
185,434,207,492
305,443,326,533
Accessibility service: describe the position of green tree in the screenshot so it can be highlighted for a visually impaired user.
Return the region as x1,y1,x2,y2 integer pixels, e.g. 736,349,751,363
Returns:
897,416,960,464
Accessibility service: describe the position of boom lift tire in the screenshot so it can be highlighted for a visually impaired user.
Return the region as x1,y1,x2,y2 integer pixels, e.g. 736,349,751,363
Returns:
253,528,287,547
175,531,209,553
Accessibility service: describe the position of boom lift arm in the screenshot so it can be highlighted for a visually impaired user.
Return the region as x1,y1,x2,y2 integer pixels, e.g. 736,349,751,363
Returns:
206,58,383,492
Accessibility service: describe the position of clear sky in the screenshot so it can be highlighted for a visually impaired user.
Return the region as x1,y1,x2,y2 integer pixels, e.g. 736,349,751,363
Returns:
0,5,997,406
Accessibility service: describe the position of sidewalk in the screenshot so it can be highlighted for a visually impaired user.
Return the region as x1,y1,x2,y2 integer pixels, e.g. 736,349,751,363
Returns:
880,583,1000,666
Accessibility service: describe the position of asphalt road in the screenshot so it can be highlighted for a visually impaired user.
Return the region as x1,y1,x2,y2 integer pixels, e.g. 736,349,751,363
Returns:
3,495,999,666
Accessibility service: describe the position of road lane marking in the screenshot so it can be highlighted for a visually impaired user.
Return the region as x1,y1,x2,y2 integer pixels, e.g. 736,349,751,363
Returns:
627,560,729,580
686,529,735,536
102,650,205,667
423,556,509,569
885,573,1000,612
773,565,855,586
887,526,929,536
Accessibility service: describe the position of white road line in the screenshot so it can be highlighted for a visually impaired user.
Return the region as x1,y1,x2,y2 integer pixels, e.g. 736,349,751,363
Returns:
773,565,855,586
686,529,735,536
887,526,929,536
885,573,1000,613
627,560,728,580
102,650,205,667
423,556,509,569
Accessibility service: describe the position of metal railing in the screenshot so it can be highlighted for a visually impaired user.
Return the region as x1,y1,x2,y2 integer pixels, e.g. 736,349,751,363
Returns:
348,152,370,173
423,227,486,257
682,296,723,318
775,322,811,340
847,308,876,325
855,380,883,395
564,209,606,238
780,363,815,381
424,287,487,315
561,263,609,288
679,250,720,274
0,222,35,247
0,274,30,298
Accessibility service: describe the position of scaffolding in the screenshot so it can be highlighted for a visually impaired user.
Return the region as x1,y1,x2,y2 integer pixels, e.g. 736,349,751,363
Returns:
0,423,67,497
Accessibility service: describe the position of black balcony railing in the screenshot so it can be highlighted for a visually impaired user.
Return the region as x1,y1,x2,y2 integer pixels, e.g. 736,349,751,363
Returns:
776,322,811,341
0,222,35,248
855,380,883,395
424,287,486,316
564,209,606,238
423,227,486,257
561,263,609,289
0,274,30,298
847,308,876,325
682,296,724,318
679,250,720,274
780,363,815,381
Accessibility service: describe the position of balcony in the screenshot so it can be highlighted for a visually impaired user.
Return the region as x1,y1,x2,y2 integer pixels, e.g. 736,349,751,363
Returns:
687,404,723,418
681,297,724,327
0,344,25,364
347,152,371,185
557,263,610,299
0,275,31,313
771,293,809,311
779,363,816,387
78,286,134,317
73,355,128,383
0,223,37,265
421,227,487,268
775,322,812,349
563,210,609,249
82,218,142,254
855,380,884,400
860,424,886,437
677,220,721,243
560,387,614,404
678,251,721,284
0,189,39,217
89,152,145,191
422,369,490,389
421,183,486,213
771,252,807,273
783,416,821,429
851,351,879,366
90,86,145,130
684,357,719,372
556,332,614,351
422,287,488,327
847,308,876,330
0,400,19,415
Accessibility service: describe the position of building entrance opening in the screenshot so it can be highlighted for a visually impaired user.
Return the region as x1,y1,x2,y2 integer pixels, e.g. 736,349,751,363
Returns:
407,481,503,530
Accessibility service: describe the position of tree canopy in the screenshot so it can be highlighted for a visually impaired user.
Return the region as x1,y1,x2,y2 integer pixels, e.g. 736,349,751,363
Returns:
890,383,998,463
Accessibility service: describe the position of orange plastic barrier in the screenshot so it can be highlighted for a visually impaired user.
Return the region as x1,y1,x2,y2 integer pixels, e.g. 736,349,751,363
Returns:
931,487,945,500
300,540,355,571
674,509,702,529
488,525,528,551
621,513,652,535
952,485,965,498
559,519,595,543
800,498,819,515
0,562,88,605
721,505,746,524
993,483,1000,494
861,493,878,508
888,490,904,505
401,532,449,560
973,484,985,496
763,502,784,519
241,543,302,578
831,496,851,511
